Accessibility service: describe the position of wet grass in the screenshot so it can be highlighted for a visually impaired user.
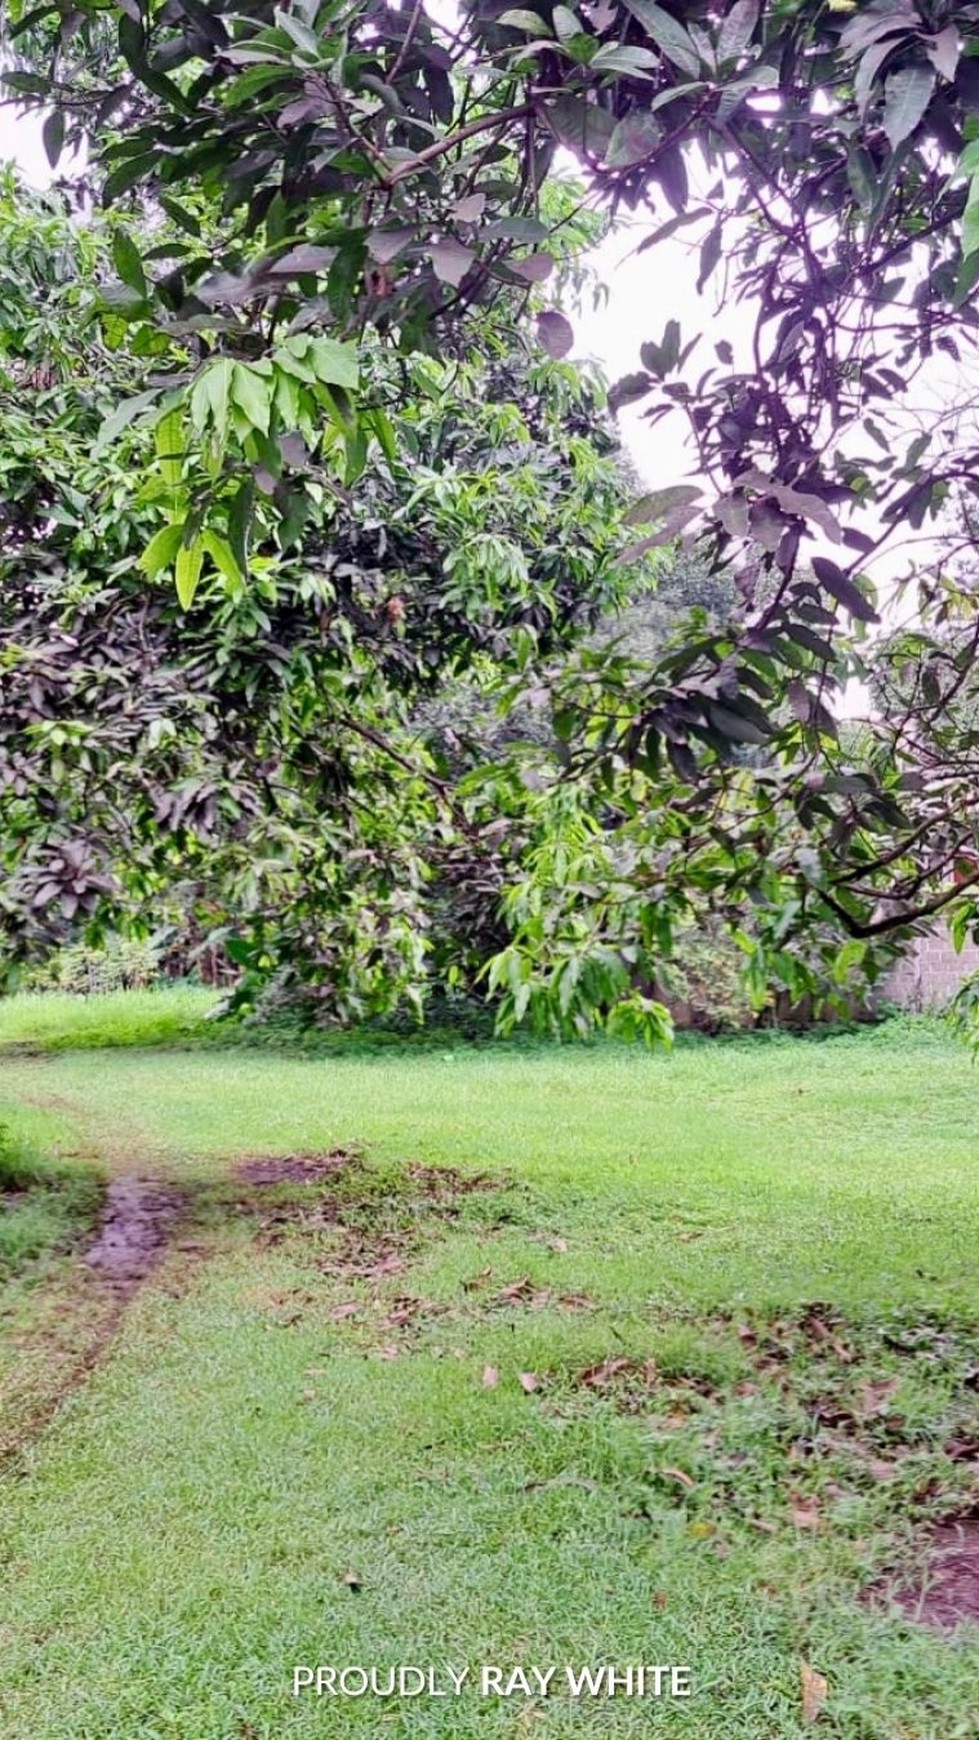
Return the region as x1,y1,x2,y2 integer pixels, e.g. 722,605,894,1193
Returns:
0,1017,977,1736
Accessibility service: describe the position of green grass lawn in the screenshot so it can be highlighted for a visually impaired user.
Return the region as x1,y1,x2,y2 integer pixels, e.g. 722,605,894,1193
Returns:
1,1007,978,1737
0,984,215,1052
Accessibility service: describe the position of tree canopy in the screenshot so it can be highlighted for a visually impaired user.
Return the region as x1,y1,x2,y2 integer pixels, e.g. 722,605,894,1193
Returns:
6,0,979,1032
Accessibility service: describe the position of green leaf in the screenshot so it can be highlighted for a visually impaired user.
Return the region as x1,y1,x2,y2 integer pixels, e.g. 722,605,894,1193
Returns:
926,24,959,84
963,180,979,262
92,387,160,457
590,44,659,75
305,337,360,391
367,407,398,464
231,363,272,434
497,9,551,31
344,425,369,486
112,228,147,296
140,521,184,578
158,195,201,238
620,0,701,76
552,5,580,40
202,529,242,587
882,63,935,151
227,479,254,577
274,7,323,56
175,535,204,609
204,357,234,435
103,152,157,204
155,409,185,491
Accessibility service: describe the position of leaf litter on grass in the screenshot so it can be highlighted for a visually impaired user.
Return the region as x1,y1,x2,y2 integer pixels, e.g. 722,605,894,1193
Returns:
231,1151,979,1638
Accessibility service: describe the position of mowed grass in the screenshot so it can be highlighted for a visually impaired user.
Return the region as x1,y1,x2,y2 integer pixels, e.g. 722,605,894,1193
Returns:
0,985,215,1052
0,1013,978,1738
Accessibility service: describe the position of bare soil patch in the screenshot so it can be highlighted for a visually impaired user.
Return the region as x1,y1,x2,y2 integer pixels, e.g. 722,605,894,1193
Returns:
886,1518,979,1632
84,1177,185,1295
236,1152,352,1188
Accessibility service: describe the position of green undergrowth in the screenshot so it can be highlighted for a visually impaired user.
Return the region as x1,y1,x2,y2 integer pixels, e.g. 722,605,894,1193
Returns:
0,983,938,1063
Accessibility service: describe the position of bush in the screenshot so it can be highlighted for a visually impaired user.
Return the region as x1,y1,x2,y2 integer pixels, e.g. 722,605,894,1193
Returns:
21,935,163,995
658,921,756,1033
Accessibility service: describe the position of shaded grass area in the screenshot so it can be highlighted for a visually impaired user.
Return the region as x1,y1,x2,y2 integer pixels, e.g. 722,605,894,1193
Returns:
0,1020,978,1736
0,986,216,1053
0,1114,107,1464
0,1114,102,1278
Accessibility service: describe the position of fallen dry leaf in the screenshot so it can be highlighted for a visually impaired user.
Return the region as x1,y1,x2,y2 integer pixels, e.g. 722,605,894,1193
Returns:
342,1570,362,1592
792,1505,821,1530
461,1267,493,1292
800,1662,827,1723
498,1277,537,1304
368,1254,406,1278
518,1371,540,1393
482,1365,500,1389
653,1591,668,1610
558,1292,596,1310
858,1376,900,1416
550,1236,569,1252
330,1301,360,1320
579,1356,632,1387
387,1296,434,1327
662,1466,696,1490
377,1343,400,1361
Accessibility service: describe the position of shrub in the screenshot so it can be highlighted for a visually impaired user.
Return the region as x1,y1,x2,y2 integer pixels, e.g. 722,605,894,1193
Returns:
21,935,163,995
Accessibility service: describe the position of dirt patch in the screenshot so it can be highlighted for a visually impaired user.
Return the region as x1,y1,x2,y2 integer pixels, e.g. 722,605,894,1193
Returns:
84,1177,184,1295
2,1178,188,1465
406,1163,497,1197
236,1151,353,1187
886,1519,979,1632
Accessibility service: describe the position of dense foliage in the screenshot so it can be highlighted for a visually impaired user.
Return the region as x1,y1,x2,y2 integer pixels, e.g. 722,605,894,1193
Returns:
0,175,645,1018
6,0,979,1032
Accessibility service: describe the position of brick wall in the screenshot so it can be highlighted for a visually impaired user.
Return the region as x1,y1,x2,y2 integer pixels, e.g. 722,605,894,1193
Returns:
883,928,979,1011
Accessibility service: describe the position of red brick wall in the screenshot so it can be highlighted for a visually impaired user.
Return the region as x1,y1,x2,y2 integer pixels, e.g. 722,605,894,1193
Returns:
883,929,979,1011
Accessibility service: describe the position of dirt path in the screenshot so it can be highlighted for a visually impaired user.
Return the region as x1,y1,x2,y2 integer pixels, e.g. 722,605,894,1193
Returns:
84,1177,185,1294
